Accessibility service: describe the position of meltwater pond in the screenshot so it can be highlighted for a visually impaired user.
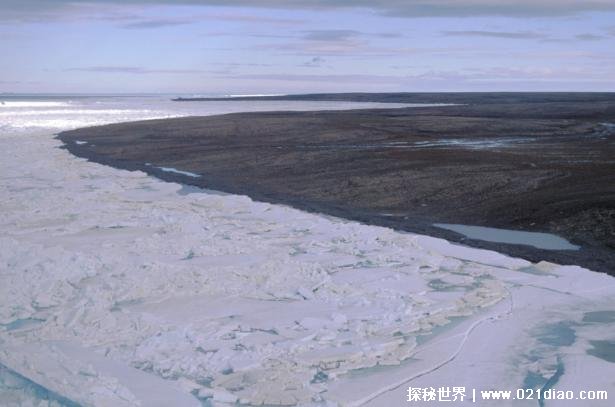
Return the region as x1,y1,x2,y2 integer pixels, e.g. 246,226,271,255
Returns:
434,223,580,251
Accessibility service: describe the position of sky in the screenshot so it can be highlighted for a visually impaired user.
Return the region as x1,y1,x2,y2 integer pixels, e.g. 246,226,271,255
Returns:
1,0,614,94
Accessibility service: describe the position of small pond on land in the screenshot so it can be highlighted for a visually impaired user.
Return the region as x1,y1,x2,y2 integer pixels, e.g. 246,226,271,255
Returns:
434,223,580,251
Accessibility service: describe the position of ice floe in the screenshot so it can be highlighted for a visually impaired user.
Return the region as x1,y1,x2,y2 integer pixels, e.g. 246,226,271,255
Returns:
157,167,202,178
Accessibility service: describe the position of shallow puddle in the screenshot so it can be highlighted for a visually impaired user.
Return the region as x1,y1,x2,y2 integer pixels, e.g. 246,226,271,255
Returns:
434,223,580,251
3,318,45,331
582,311,615,323
536,321,576,347
587,340,615,363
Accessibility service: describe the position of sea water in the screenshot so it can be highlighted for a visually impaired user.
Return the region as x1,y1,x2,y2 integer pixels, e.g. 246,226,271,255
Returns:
0,93,418,136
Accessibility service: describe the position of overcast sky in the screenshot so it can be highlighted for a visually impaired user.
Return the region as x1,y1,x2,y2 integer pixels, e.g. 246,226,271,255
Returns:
1,0,614,94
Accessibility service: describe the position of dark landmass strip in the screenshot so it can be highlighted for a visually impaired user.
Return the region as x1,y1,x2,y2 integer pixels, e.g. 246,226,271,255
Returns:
174,91,615,105
59,93,615,275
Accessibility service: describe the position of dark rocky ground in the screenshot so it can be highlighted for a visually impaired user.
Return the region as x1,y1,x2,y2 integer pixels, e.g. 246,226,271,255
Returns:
174,92,615,105
59,93,615,274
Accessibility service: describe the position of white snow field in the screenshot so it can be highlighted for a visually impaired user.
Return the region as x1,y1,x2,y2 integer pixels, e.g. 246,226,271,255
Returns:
1,96,614,406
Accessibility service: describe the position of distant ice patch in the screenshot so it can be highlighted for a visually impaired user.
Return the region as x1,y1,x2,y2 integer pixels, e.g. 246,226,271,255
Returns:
0,101,71,108
228,94,285,98
434,223,580,251
411,137,536,149
288,137,536,152
157,166,201,178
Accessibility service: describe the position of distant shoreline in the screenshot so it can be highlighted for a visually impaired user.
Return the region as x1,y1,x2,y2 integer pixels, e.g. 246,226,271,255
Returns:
59,93,615,274
172,91,615,104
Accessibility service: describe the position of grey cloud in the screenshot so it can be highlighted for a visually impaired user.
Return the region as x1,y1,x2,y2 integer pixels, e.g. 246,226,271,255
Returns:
120,18,193,29
202,13,304,24
120,13,304,29
206,31,297,39
68,66,146,73
92,11,142,22
213,62,274,67
301,56,325,67
303,30,360,41
302,30,400,41
256,40,483,57
3,0,615,22
214,72,615,92
221,29,400,58
537,33,607,42
221,73,404,84
259,41,394,57
220,66,606,85
442,30,548,39
206,29,397,42
203,62,274,75
67,66,206,74
574,33,605,40
0,80,40,85
256,30,403,58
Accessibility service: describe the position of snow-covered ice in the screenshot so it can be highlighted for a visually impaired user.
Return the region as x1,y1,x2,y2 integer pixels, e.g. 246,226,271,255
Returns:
1,96,614,406
157,167,202,178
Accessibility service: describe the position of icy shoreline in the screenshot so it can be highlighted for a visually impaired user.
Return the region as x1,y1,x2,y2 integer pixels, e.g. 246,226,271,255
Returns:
2,98,615,406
